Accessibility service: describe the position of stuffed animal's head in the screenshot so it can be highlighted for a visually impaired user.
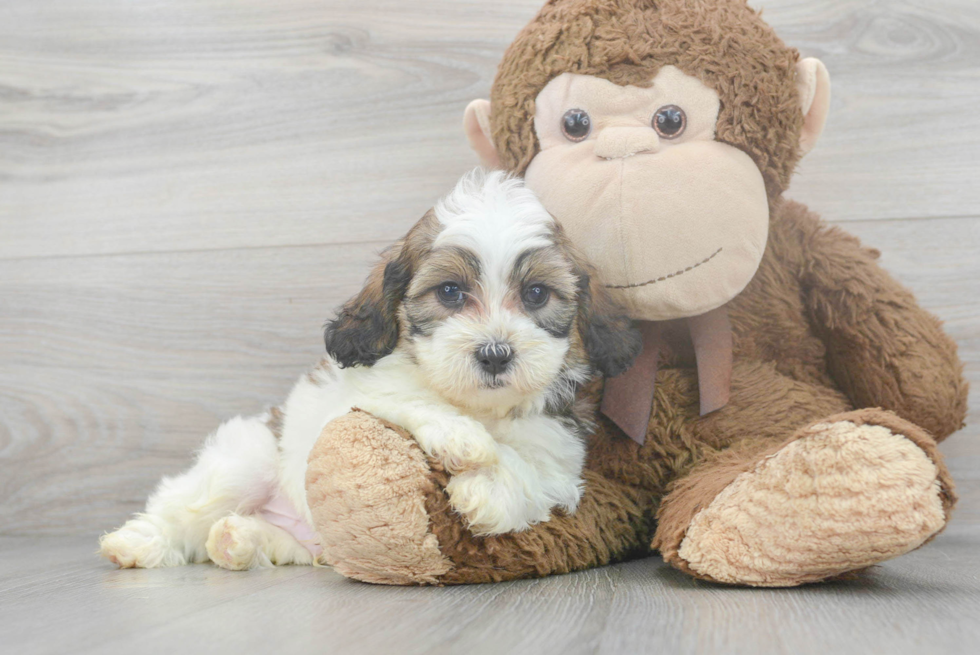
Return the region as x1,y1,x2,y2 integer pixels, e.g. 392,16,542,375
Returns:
463,0,830,321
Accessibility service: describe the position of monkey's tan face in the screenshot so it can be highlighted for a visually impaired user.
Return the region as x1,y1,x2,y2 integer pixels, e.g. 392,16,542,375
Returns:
524,66,770,321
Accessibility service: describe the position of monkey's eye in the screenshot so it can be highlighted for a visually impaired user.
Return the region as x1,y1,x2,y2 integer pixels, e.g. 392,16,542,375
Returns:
652,105,686,139
561,109,592,142
436,282,465,307
522,284,550,308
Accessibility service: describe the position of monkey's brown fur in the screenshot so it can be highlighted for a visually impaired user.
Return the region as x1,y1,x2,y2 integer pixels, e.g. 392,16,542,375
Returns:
492,0,803,198
308,0,968,586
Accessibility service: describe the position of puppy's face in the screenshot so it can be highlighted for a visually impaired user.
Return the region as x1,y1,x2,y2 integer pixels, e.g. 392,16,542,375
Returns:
325,171,641,413
402,219,584,410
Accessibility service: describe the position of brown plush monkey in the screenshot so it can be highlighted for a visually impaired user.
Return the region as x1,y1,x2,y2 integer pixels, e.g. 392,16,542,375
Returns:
307,0,968,586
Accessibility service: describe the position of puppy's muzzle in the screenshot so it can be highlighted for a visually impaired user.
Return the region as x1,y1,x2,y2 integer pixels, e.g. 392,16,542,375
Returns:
475,342,513,377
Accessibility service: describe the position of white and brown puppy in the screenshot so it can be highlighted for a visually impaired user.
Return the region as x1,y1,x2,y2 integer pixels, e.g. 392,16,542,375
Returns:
100,170,639,571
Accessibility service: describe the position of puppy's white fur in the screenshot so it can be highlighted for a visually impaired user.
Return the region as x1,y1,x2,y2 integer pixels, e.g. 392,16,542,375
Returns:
101,171,605,571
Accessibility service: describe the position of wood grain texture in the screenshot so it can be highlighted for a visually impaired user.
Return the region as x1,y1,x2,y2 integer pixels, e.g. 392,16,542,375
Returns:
1,530,978,655
0,242,380,535
762,0,980,221
2,1,980,260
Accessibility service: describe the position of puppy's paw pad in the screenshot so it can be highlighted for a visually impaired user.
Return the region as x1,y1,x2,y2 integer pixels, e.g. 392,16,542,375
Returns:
206,516,261,571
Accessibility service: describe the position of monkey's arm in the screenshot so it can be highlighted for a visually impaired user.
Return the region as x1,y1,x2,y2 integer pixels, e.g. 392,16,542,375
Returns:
307,410,654,584
776,200,967,440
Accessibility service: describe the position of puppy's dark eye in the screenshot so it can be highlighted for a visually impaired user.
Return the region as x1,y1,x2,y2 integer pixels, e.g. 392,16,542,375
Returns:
561,109,592,142
523,284,550,308
652,105,686,139
436,282,464,307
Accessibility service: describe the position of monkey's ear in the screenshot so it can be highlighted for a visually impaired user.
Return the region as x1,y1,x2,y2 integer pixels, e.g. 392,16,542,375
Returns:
796,58,831,156
324,245,411,368
463,99,503,169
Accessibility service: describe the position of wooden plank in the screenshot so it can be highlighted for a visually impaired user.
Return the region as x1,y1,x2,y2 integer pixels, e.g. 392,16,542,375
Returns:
0,241,382,535
3,0,980,261
0,537,317,655
1,530,977,655
764,0,980,222
0,241,381,374
0,0,533,260
596,525,980,655
0,364,294,536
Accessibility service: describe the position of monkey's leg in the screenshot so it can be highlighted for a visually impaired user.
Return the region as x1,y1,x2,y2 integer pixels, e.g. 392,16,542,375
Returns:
306,410,655,585
652,408,956,587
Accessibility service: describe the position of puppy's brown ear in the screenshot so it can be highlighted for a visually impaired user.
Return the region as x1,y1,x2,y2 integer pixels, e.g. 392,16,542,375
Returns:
551,222,641,377
576,271,642,378
324,211,438,368
323,244,409,368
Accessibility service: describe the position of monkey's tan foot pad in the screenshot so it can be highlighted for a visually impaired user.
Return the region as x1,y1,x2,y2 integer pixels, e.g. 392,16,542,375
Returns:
673,412,955,587
306,410,451,585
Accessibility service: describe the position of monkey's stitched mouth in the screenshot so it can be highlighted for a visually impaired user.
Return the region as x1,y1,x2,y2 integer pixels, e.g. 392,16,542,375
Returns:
604,247,723,290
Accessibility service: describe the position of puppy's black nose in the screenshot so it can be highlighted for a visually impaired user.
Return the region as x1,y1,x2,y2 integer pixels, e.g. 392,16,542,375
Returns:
476,342,513,376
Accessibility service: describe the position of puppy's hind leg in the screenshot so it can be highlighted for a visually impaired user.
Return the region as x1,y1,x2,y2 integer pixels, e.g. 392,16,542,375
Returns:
206,514,314,571
100,415,280,568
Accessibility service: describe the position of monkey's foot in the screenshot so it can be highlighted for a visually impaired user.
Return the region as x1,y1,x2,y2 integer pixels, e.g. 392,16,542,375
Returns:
654,409,956,586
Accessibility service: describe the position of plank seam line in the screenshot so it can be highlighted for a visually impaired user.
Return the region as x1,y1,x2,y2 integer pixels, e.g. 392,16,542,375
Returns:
0,238,396,263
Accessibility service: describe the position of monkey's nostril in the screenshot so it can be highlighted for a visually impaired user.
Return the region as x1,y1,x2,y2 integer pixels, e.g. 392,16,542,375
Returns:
476,342,513,376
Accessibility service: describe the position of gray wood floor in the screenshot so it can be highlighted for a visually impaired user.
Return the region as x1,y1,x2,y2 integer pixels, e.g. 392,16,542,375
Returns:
2,527,979,655
1,0,979,653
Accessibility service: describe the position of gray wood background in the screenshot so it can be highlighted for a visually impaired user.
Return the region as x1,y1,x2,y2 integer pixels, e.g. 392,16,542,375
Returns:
0,0,977,540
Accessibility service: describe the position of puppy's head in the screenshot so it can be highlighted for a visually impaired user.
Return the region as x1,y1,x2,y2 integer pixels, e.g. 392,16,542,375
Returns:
325,169,641,411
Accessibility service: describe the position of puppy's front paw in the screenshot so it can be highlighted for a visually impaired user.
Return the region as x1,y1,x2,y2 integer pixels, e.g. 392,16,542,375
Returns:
446,467,552,536
100,519,184,568
206,515,271,571
416,417,498,473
